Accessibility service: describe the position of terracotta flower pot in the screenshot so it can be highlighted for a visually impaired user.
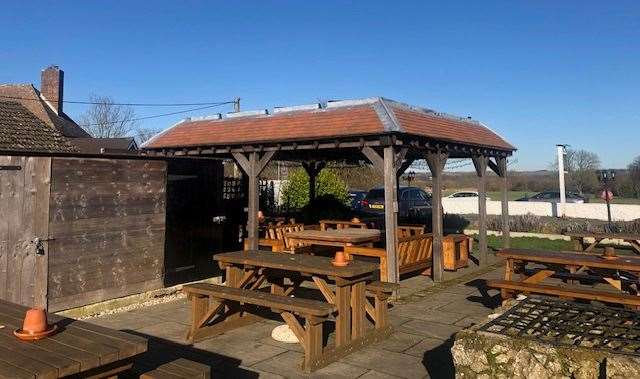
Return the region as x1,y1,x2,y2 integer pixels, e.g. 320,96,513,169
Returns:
332,251,349,267
602,246,617,260
23,308,47,333
14,307,57,341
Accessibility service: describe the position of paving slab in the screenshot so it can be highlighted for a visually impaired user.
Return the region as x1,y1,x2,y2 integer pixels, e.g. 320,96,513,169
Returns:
195,335,288,367
393,307,467,325
341,347,428,379
253,350,368,379
136,321,189,344
398,319,461,340
372,331,424,353
357,369,405,378
402,337,448,357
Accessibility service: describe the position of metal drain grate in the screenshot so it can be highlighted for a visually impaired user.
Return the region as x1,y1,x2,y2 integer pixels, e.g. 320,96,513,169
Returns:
479,296,640,356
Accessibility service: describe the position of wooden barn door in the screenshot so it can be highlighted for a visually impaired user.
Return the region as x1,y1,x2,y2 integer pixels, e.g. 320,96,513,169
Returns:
0,156,51,309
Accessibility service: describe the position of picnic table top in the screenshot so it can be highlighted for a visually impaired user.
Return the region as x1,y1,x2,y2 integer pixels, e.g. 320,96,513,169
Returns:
285,229,381,244
563,231,640,240
0,300,147,379
497,248,640,271
215,250,380,278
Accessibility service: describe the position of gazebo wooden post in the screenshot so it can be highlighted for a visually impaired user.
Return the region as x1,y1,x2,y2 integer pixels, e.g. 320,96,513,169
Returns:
302,161,326,202
232,150,275,250
426,151,448,282
383,146,399,283
496,157,510,248
472,155,489,266
362,146,400,283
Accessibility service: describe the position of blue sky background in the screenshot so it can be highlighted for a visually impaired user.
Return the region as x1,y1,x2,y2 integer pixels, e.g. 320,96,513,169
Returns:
1,1,638,170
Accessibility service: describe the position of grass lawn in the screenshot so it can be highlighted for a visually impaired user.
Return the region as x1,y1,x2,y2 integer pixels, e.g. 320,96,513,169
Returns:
470,234,573,253
471,234,638,255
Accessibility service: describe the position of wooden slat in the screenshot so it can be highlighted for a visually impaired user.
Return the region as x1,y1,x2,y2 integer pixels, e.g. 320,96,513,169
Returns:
215,250,378,278
0,316,101,370
0,360,34,379
0,333,80,377
141,358,210,379
47,157,166,311
488,280,640,306
0,307,120,367
0,300,146,357
285,229,381,244
312,276,335,304
183,283,334,316
0,344,58,379
497,248,640,271
281,312,305,345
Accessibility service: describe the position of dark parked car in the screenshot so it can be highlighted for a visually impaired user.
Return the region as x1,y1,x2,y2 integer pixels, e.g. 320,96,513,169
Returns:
362,186,432,218
516,191,585,204
348,190,368,211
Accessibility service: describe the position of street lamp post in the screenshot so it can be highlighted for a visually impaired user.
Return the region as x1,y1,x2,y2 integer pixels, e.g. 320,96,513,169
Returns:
404,170,416,187
597,169,616,231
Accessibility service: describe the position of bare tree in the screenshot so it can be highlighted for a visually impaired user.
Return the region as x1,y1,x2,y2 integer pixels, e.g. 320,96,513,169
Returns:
79,95,139,138
135,127,160,144
565,149,601,195
629,156,640,198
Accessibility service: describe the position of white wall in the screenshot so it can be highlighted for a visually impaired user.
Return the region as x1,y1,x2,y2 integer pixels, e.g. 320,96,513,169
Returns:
441,198,640,221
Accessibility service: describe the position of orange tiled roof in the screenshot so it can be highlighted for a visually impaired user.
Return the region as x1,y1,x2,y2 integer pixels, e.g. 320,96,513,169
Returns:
143,98,515,151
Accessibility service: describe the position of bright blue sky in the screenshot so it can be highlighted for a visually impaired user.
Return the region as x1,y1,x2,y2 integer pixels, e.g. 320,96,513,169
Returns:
2,1,638,170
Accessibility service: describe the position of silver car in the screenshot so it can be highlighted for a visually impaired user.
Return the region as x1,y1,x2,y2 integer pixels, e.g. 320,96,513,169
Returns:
516,191,585,203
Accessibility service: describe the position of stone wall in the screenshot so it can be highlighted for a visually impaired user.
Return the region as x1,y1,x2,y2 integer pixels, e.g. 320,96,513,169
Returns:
452,316,640,378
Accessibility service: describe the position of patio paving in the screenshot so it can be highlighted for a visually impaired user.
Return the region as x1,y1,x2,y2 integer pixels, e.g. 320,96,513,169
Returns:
85,264,504,378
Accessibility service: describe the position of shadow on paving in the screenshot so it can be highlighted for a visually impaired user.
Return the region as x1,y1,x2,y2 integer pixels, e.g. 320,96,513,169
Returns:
123,330,259,378
422,336,456,379
464,278,503,308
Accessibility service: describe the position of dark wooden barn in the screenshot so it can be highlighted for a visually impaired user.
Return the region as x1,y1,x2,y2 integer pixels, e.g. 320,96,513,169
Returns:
0,152,239,312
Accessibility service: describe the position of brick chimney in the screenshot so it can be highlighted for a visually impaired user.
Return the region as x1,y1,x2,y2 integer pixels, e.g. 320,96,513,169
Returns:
41,65,64,114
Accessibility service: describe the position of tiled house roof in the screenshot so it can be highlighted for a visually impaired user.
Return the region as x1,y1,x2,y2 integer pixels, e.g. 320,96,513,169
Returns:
0,84,90,138
71,137,138,153
0,101,77,153
143,98,515,152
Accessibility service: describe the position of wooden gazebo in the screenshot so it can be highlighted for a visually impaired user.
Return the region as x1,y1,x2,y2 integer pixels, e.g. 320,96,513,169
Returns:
142,97,516,283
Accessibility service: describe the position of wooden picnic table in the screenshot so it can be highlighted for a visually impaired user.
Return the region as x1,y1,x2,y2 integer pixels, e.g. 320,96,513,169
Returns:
0,300,147,379
564,231,640,254
490,248,640,306
194,250,393,372
285,229,381,250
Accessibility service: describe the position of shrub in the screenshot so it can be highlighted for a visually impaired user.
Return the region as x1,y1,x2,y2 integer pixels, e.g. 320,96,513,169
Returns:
299,195,352,224
280,168,349,210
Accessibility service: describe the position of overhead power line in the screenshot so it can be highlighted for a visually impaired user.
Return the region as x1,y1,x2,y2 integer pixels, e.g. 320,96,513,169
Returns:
78,102,235,127
0,94,235,107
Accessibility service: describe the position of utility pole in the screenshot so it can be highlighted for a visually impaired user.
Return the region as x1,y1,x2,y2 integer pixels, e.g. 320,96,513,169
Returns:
232,97,241,177
556,144,568,216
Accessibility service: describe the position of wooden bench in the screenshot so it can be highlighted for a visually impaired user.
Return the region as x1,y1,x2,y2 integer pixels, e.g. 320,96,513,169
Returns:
397,225,425,238
183,283,335,371
344,234,433,281
442,234,471,270
320,219,368,231
488,279,640,307
244,223,309,253
140,358,210,379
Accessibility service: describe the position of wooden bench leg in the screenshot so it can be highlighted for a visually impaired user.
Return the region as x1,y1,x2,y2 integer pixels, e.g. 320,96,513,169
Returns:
572,237,584,252
502,259,514,299
351,281,366,339
186,294,209,343
303,318,323,372
335,285,351,346
374,295,388,330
